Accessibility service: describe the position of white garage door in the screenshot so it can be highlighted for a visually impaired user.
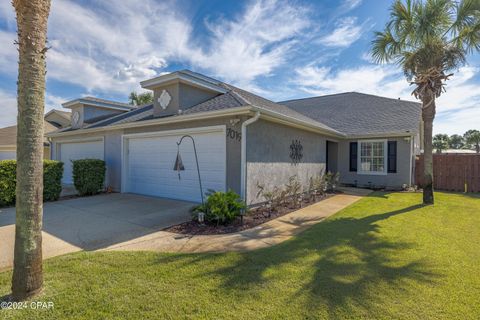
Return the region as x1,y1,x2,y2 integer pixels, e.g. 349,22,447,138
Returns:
59,140,104,184
0,151,16,160
124,128,226,202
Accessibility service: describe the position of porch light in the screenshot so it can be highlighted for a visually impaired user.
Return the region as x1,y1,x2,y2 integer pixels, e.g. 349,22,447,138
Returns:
174,135,204,206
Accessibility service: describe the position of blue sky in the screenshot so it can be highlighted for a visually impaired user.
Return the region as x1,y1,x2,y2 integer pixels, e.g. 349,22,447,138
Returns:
1,0,479,134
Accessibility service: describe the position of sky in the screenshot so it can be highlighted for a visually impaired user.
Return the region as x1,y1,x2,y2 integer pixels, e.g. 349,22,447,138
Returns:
0,0,479,135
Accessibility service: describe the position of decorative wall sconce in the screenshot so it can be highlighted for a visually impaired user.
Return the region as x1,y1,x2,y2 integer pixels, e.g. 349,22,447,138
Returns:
290,139,303,164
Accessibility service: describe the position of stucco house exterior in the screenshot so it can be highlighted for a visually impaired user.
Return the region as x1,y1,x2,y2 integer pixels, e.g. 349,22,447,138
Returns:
46,70,422,205
0,109,71,160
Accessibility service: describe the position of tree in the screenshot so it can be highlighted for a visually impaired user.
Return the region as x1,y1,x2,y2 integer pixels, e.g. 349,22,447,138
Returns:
371,0,480,204
448,134,465,149
11,0,51,301
128,91,153,106
433,134,450,153
464,129,480,152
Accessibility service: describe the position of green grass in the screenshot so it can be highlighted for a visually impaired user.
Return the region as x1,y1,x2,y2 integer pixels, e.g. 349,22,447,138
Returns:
1,192,479,319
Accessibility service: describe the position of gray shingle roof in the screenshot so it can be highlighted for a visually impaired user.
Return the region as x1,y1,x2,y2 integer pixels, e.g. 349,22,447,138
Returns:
57,73,421,138
280,92,422,136
87,104,154,129
81,96,134,109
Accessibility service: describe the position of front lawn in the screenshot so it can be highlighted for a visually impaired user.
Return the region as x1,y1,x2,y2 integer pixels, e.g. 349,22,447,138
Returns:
1,192,479,319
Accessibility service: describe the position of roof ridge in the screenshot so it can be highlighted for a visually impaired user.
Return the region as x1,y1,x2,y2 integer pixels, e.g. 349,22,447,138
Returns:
280,91,421,105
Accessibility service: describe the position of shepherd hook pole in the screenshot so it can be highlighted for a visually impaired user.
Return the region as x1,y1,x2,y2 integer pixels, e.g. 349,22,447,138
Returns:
177,135,204,205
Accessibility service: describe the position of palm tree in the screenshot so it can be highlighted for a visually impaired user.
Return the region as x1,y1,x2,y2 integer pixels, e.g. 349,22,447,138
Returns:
433,133,450,153
371,0,480,204
464,129,480,152
128,91,153,106
11,0,51,301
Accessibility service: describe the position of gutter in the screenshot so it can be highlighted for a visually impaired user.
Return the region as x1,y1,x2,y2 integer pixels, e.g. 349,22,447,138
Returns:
251,106,344,139
240,111,261,203
46,107,252,138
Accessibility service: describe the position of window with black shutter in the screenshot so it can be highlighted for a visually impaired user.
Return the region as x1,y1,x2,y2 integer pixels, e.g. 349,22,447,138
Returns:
349,142,357,172
387,141,397,173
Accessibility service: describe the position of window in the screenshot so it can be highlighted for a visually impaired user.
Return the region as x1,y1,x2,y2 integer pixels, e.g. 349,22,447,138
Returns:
358,140,387,174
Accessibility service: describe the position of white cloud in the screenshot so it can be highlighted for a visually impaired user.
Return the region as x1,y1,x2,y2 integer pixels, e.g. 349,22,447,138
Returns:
341,0,362,11
434,106,480,135
190,0,311,88
294,64,480,135
0,0,312,96
0,89,17,127
319,17,364,47
294,64,411,99
0,31,17,75
45,94,69,113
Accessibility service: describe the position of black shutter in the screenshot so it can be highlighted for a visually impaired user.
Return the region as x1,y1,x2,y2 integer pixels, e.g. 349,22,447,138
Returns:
388,141,397,173
349,142,357,172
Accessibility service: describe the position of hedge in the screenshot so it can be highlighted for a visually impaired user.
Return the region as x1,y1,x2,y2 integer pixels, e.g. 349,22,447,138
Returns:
0,160,16,207
72,159,106,196
43,160,64,201
0,160,64,207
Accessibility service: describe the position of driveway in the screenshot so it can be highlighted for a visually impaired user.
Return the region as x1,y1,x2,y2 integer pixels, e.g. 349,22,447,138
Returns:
0,193,195,270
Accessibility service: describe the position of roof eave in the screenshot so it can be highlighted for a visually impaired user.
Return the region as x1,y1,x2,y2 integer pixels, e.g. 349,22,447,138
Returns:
250,106,345,138
140,72,227,94
46,106,253,138
346,131,418,139
62,99,134,111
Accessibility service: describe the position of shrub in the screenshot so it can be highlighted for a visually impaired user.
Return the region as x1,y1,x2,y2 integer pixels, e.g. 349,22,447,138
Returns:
43,160,64,201
256,182,287,214
0,160,17,207
72,159,106,196
285,175,302,207
0,159,64,207
193,190,246,225
324,171,340,192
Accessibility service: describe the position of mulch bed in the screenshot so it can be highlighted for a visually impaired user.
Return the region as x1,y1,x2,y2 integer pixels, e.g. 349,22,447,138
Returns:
164,192,339,235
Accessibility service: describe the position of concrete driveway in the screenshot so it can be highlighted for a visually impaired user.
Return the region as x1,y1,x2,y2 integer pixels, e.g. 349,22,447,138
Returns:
0,193,195,270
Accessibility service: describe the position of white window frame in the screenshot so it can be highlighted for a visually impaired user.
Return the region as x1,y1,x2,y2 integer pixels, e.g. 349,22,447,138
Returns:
357,139,388,175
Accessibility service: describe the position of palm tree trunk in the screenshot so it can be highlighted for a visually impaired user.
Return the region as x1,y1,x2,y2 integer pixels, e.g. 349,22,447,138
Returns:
422,93,435,205
11,0,51,301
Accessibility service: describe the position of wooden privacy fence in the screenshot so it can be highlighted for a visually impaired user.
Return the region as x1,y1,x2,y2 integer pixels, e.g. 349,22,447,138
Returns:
415,154,480,192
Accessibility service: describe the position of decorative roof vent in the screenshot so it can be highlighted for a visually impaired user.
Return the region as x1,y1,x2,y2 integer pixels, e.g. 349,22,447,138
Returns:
158,90,172,110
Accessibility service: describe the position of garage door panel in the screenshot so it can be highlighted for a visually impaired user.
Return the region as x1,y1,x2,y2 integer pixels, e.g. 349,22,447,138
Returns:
125,129,226,202
59,140,104,184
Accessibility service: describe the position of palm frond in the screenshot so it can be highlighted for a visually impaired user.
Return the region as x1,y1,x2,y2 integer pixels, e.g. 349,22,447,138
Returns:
451,0,480,34
370,28,404,63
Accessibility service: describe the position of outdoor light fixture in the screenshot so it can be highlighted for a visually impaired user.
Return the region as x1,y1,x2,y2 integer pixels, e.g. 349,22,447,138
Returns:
197,211,205,224
173,135,204,205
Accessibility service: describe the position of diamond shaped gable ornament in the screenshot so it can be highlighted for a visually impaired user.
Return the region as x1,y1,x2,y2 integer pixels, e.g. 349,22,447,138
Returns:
158,90,171,110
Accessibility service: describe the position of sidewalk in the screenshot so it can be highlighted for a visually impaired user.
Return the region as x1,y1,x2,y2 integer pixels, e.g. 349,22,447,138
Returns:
102,187,371,253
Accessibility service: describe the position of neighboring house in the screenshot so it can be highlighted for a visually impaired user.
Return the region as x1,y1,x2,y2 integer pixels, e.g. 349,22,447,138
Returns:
46,70,422,205
0,109,70,160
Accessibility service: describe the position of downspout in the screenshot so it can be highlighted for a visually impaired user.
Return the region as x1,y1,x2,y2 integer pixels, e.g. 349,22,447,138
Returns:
240,111,261,203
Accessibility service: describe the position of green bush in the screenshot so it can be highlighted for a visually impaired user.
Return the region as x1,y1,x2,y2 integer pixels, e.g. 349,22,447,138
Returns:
43,160,64,201
193,190,246,225
0,159,64,207
72,159,106,196
0,160,17,207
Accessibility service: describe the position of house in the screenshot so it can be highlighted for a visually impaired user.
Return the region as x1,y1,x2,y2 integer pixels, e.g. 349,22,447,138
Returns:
46,70,422,205
0,109,71,160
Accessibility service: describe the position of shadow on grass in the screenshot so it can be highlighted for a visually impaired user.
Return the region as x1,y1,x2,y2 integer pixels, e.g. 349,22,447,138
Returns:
159,203,440,316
